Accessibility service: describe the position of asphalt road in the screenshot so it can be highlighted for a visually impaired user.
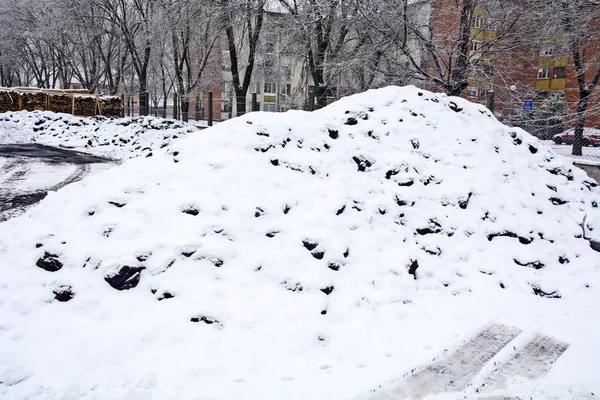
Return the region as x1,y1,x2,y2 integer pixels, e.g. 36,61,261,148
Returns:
0,144,115,222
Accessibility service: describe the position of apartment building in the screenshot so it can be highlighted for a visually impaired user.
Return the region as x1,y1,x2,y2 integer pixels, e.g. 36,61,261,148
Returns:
191,0,598,129
426,0,600,128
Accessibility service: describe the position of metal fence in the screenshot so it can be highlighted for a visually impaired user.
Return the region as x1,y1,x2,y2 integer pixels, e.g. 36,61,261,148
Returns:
513,119,600,164
504,100,600,164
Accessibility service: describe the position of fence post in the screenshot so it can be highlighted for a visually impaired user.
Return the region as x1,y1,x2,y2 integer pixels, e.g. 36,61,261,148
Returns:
121,94,125,118
173,92,178,120
486,90,495,114
308,87,315,111
208,91,213,127
252,93,257,112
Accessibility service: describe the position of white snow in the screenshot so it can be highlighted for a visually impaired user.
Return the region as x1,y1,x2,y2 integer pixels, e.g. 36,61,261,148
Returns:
0,86,599,400
0,158,77,193
0,111,198,160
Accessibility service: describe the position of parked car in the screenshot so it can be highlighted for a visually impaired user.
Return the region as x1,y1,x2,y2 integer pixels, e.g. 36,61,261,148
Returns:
553,128,600,146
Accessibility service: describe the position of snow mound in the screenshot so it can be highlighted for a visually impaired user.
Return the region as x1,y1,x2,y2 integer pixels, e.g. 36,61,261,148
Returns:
0,86,599,399
0,111,197,159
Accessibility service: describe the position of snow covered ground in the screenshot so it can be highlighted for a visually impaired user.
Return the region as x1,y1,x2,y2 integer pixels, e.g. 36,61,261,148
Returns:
0,86,598,400
0,111,199,160
543,141,600,165
0,144,115,222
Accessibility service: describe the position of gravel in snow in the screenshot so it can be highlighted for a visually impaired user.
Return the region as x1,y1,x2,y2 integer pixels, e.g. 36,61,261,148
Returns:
0,86,599,400
0,111,198,159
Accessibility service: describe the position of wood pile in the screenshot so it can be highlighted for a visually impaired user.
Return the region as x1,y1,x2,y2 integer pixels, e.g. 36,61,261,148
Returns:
48,93,73,114
0,90,19,112
0,87,123,118
21,91,47,111
99,96,122,118
74,96,97,117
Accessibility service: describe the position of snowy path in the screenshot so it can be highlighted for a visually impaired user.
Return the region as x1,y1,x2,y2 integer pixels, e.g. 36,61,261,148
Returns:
0,144,114,221
361,324,570,400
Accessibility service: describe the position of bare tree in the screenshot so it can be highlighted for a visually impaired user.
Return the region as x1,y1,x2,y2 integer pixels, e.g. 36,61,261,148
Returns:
549,0,600,155
164,0,219,121
97,0,158,113
277,0,362,109
220,0,266,116
357,0,536,96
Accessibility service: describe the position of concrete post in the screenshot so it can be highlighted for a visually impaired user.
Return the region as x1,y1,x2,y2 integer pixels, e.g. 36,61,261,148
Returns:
486,90,495,114
208,91,213,127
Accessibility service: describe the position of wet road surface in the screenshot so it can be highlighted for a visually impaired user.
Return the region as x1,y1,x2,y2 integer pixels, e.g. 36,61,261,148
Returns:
0,144,115,221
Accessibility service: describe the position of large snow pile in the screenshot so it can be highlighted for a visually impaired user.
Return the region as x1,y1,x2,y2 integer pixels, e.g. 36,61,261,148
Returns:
0,86,599,400
0,111,197,159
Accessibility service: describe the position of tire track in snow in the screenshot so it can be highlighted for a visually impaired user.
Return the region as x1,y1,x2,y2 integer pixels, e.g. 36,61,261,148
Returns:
0,158,31,215
366,324,522,399
48,164,90,191
477,333,569,395
0,144,113,221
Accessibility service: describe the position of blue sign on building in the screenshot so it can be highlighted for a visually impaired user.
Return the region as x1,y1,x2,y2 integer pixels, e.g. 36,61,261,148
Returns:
523,100,534,113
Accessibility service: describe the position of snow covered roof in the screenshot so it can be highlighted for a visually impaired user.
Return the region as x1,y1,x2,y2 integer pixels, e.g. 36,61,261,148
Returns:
0,86,599,399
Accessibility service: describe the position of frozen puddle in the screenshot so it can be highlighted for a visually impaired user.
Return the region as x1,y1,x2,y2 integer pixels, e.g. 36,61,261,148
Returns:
478,333,569,394
363,325,569,399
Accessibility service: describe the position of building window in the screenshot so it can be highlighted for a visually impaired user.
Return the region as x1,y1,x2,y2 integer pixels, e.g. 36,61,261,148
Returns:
540,44,554,56
553,66,567,79
265,42,276,55
264,82,276,94
471,40,482,53
467,87,479,98
538,67,550,79
472,63,493,77
222,100,231,113
472,15,483,29
483,64,494,76
264,102,276,112
479,88,490,100
280,83,291,96
250,82,261,94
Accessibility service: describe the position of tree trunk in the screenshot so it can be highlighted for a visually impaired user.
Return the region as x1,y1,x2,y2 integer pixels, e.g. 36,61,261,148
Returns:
235,92,246,116
315,85,327,109
181,98,189,122
447,81,469,97
572,93,588,156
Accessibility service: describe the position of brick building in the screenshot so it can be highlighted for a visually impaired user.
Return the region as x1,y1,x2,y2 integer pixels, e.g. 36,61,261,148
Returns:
426,0,600,129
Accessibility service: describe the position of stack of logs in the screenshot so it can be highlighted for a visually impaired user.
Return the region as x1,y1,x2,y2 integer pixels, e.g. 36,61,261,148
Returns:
0,87,122,118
